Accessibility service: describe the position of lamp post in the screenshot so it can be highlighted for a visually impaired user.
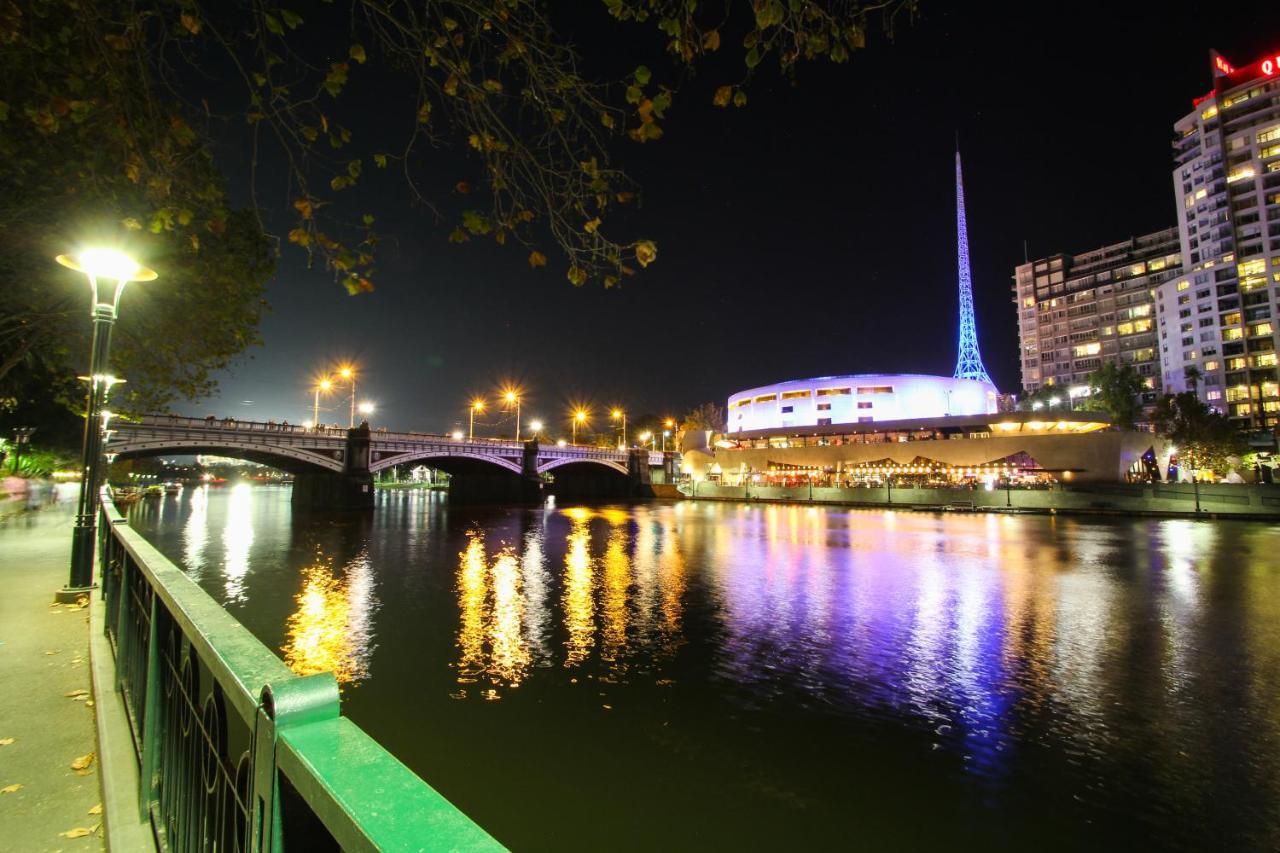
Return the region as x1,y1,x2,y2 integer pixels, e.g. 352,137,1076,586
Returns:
572,409,588,445
611,408,626,449
662,429,671,452
313,378,332,428
504,390,521,442
528,419,543,441
470,399,484,440
55,248,156,601
339,366,356,428
358,401,374,425
10,426,35,473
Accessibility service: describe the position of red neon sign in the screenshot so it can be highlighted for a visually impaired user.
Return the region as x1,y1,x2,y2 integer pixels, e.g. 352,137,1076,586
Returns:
1263,56,1280,77
1214,54,1236,75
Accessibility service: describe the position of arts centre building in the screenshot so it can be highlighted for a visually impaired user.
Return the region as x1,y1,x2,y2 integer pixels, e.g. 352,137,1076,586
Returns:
686,154,1172,486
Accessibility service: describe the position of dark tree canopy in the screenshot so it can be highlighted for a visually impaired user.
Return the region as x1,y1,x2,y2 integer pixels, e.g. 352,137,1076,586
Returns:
1083,362,1147,430
1,0,912,417
1151,391,1247,476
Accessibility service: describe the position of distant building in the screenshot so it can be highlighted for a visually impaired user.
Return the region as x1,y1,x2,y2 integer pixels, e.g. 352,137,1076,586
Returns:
1012,229,1183,407
1159,50,1280,428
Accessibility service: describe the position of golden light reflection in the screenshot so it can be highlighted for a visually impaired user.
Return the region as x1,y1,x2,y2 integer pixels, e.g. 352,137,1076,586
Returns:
283,550,377,686
600,518,631,665
454,531,531,696
563,508,595,668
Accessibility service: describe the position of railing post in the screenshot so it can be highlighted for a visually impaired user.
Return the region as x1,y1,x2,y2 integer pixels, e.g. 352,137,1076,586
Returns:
137,593,163,820
113,556,131,693
251,674,341,851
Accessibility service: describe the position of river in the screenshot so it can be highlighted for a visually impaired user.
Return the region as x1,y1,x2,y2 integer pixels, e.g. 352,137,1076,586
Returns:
125,484,1280,851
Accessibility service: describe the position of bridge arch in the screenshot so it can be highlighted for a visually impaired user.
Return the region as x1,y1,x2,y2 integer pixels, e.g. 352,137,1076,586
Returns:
108,441,344,474
368,451,522,476
537,457,628,476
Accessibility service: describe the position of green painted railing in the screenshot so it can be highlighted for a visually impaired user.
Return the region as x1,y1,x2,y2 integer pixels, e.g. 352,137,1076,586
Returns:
97,491,504,851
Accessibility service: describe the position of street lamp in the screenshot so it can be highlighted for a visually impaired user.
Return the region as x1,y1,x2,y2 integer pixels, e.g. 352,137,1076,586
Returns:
339,365,357,428
470,399,485,440
358,401,375,423
662,429,671,452
528,419,543,440
55,247,156,601
313,378,332,428
639,431,652,449
611,408,626,448
572,409,588,445
503,389,521,441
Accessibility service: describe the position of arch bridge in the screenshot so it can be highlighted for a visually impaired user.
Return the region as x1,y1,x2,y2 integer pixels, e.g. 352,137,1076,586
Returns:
106,415,674,508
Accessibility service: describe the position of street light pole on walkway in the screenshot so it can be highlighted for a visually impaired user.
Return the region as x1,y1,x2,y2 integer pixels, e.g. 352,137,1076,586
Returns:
56,248,157,602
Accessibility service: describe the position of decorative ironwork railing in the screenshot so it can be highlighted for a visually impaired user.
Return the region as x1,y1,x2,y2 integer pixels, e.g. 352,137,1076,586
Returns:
97,491,503,851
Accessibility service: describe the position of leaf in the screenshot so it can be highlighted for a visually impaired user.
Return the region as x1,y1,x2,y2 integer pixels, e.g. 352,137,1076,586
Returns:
293,198,313,220
635,240,658,268
373,153,388,168
0,783,20,793
634,65,652,86
448,228,470,244
263,14,283,36
527,251,547,268
70,752,94,771
567,266,588,286
280,9,303,29
0,738,12,746
179,13,201,35
89,803,103,815
349,43,366,64
287,228,310,247
745,47,761,68
454,181,470,194
733,90,748,108
600,112,615,130
713,85,733,107
65,689,90,699
703,30,721,51
60,828,92,839
584,218,601,234
362,213,375,226
482,79,503,93
625,85,642,105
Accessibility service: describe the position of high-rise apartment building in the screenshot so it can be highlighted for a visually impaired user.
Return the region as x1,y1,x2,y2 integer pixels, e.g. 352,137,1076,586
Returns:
1159,50,1280,428
1013,229,1182,404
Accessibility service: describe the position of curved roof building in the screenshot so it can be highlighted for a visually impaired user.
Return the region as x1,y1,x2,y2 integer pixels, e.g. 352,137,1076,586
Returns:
727,373,998,434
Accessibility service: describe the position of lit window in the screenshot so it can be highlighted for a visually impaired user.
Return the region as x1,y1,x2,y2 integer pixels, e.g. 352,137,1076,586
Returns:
856,386,894,395
1263,144,1280,159
780,390,810,399
1204,360,1219,371
753,394,777,403
1195,188,1208,200
1133,319,1152,333
1227,166,1255,183
1072,342,1101,357
1258,125,1280,145
1250,322,1274,337
1130,263,1146,276
1132,304,1151,317
1262,382,1280,398
1227,357,1248,370
1176,280,1190,291
1117,322,1134,335
815,387,851,397
1238,259,1266,277
1254,353,1278,368
1224,328,1244,341
856,402,873,410
1206,390,1223,400
1201,105,1218,120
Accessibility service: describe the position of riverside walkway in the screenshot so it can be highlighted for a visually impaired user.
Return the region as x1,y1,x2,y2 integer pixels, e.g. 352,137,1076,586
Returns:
0,503,110,850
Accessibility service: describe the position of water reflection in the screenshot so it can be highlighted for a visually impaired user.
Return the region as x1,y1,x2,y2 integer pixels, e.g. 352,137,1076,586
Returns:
182,484,209,581
283,548,378,686
561,508,595,670
456,531,532,697
221,483,254,602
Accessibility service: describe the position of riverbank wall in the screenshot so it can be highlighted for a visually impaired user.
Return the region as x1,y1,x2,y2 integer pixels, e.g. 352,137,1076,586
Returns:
680,481,1280,520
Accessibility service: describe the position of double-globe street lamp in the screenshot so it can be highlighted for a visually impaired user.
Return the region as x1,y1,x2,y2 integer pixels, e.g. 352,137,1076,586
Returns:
55,248,157,601
572,409,588,445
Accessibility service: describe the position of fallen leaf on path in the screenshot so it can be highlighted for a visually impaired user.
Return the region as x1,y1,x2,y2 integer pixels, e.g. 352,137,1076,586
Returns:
1,784,21,794
85,700,94,707
45,650,60,655
59,827,92,838
70,752,94,771
65,689,90,699
88,803,102,815
0,738,14,746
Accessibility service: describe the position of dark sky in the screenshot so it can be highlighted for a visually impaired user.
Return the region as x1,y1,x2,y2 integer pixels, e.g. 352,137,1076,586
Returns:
182,2,1276,435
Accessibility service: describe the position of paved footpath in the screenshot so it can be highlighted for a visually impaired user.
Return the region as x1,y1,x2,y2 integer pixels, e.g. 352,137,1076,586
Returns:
0,503,106,851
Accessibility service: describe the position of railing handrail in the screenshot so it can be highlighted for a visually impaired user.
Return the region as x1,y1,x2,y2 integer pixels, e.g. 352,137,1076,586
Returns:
98,488,503,850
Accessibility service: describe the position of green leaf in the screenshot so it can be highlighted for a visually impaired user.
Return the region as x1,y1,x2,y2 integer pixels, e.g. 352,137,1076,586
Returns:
280,9,303,29
633,65,651,86
362,213,375,226
625,85,642,105
745,47,761,68
349,43,367,64
264,13,283,35
733,89,748,107
373,153,388,168
346,159,362,179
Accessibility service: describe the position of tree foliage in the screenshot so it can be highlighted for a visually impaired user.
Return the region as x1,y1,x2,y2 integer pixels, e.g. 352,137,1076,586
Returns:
681,401,725,433
1083,362,1146,430
1151,392,1247,477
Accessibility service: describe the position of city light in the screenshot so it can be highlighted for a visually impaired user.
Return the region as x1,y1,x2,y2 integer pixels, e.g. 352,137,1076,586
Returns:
56,248,156,284
529,419,544,437
572,408,589,445
313,377,333,427
358,402,375,416
337,365,358,428
501,388,522,440
452,430,464,441
469,398,485,440
611,408,626,448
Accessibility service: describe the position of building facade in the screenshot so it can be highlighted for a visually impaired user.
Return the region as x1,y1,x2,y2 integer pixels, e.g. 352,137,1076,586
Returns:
726,374,998,433
1158,51,1280,428
1013,229,1183,404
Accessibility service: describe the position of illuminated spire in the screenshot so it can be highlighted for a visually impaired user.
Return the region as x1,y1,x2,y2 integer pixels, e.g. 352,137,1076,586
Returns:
953,148,993,385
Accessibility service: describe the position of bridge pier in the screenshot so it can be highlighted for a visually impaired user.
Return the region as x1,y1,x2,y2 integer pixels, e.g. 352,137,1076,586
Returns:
291,424,374,511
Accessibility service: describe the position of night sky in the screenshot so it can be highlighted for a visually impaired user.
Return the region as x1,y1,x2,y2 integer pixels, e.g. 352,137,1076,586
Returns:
180,2,1276,435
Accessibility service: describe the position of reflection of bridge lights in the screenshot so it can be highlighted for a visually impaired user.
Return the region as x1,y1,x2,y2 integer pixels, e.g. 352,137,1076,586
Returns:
284,550,378,686
454,533,531,695
182,484,209,580
563,510,595,668
221,483,254,603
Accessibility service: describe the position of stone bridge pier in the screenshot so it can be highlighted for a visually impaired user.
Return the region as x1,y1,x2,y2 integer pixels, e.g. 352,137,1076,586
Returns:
292,424,375,511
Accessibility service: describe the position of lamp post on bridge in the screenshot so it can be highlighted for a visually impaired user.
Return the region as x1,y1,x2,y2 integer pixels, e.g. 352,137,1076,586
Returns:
55,248,156,601
503,390,521,442
339,366,357,428
313,378,332,428
572,409,588,445
611,408,626,449
469,399,485,440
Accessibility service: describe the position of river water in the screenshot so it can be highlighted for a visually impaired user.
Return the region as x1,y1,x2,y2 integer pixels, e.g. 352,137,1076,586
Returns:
125,484,1280,851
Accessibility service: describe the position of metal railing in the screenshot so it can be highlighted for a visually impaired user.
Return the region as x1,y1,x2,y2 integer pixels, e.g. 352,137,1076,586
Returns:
97,491,503,851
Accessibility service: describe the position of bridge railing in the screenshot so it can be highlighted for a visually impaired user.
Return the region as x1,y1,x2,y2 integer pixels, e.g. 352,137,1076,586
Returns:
97,490,503,851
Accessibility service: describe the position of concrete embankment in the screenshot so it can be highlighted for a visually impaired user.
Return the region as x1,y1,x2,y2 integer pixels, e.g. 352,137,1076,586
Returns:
680,481,1280,520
